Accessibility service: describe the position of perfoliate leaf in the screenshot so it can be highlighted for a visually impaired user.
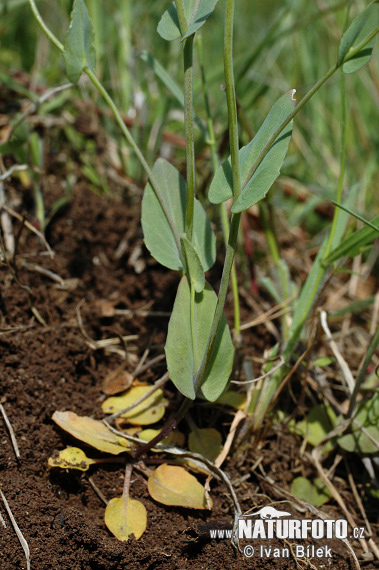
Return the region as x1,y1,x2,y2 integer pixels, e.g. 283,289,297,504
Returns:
188,427,222,462
180,234,205,293
338,393,379,454
157,0,195,41
63,0,96,83
182,0,219,40
52,411,130,454
102,386,167,425
165,277,234,401
339,4,379,74
208,90,295,211
290,477,331,507
148,464,211,509
105,496,147,541
48,447,97,471
141,158,216,271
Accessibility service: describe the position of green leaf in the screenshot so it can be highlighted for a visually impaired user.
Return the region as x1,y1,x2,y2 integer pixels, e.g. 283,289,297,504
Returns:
180,234,205,293
157,0,195,41
338,393,379,454
324,215,379,264
188,427,222,461
291,477,331,507
292,404,337,448
339,4,379,74
148,463,211,509
208,90,295,210
141,158,216,271
182,0,219,40
64,0,96,83
104,496,147,541
139,51,206,136
165,277,234,401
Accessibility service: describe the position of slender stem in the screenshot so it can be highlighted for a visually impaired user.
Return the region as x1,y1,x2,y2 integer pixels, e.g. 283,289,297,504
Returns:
29,0,64,52
175,0,196,241
224,0,241,201
85,68,181,252
197,34,241,337
183,36,196,240
323,69,347,259
28,0,181,254
241,25,379,193
194,11,379,393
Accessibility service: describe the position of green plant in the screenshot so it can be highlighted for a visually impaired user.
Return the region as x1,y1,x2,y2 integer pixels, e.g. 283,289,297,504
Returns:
26,0,379,542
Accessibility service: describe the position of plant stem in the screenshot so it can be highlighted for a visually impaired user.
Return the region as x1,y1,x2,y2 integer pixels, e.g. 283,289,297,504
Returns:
193,0,242,393
28,0,181,254
183,36,196,240
240,25,379,193
197,34,241,338
176,0,196,241
194,12,379,393
224,0,241,201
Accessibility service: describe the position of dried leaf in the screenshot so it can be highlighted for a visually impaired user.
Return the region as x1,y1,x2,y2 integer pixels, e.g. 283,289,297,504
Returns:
102,386,167,425
48,447,97,471
102,368,134,396
52,411,130,455
148,464,212,509
105,496,147,541
188,428,222,462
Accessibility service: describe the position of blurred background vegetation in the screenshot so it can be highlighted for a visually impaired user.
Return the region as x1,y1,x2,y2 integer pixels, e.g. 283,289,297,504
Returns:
1,0,378,235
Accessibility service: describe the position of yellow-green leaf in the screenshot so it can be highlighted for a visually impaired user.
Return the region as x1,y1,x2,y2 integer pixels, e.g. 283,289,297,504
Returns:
48,446,97,471
105,496,147,541
188,428,222,462
52,411,130,455
148,464,211,509
215,390,246,410
290,477,331,507
102,386,167,425
138,428,185,450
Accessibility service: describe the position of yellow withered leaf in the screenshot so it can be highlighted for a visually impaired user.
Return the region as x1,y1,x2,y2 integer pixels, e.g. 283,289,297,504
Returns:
52,411,131,455
48,446,98,471
102,386,167,425
188,427,222,462
148,464,212,510
138,428,185,451
104,496,147,541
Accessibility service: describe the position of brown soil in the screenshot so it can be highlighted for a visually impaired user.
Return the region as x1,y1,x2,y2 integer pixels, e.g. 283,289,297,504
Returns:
1,93,378,570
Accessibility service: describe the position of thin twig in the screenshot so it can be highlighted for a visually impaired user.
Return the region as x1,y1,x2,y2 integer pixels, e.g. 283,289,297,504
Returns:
319,309,355,393
0,404,20,459
105,372,169,422
8,83,74,136
87,476,109,505
1,203,53,258
0,165,29,181
0,490,31,570
231,356,284,385
76,299,138,351
310,447,369,554
256,475,361,570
